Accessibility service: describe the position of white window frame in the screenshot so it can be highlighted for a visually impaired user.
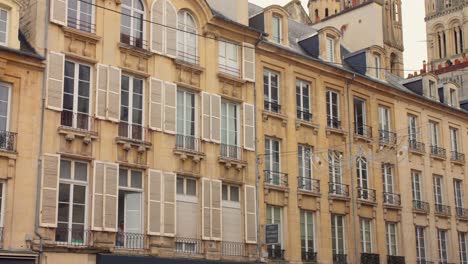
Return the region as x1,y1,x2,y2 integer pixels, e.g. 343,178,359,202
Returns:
265,138,281,185
433,175,444,205
267,205,283,249
326,90,340,128
354,98,367,135
300,210,315,254
0,8,8,46
222,184,240,204
177,10,198,64
121,0,145,47
331,214,346,254
326,37,335,62
176,176,197,198
264,69,280,112
438,229,449,262
67,0,95,33
221,100,240,147
120,74,145,140
378,106,391,132
412,170,422,201
296,79,311,120
356,157,368,190
449,88,457,106
460,232,468,264
429,121,440,147
382,163,394,193
176,89,197,137
218,40,240,76
429,80,436,99
360,218,373,253
329,150,342,184
416,226,426,261
450,127,460,153
386,222,398,256
119,168,143,190
298,144,313,180
0,83,11,132
454,179,463,208
272,15,282,44
374,54,380,78
408,114,418,142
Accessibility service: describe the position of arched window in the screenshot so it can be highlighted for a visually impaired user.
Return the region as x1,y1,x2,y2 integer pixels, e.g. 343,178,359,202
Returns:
453,25,463,54
121,0,145,48
67,0,94,32
437,33,443,58
177,10,198,64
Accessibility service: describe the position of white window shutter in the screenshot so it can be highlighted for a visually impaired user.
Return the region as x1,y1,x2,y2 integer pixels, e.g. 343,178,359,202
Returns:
242,43,255,82
46,52,65,111
210,94,221,143
39,154,60,227
149,78,163,131
107,67,121,122
244,185,257,243
148,170,162,235
162,171,176,236
211,180,222,241
150,0,164,54
163,82,177,134
50,0,67,26
202,178,211,240
92,161,105,231
165,0,177,58
201,92,211,141
95,64,108,119
243,103,255,151
103,163,119,232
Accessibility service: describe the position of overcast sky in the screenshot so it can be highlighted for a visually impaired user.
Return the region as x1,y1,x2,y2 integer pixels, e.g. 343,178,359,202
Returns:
250,0,427,74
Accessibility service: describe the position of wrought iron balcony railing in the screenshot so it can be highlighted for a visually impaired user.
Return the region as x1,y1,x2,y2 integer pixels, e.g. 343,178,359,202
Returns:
354,124,372,138
333,253,347,264
267,246,285,260
357,188,376,202
175,237,204,254
383,192,401,206
361,253,380,264
434,203,451,216
430,146,446,158
301,250,317,262
409,139,425,153
387,255,406,264
264,100,281,113
219,63,241,78
67,17,96,33
413,200,430,212
298,177,320,194
327,117,341,129
456,207,468,218
177,50,200,65
175,134,202,153
221,241,245,257
120,34,148,50
329,182,349,197
379,130,397,145
118,122,145,141
55,227,91,247
416,260,434,264
297,109,313,122
115,232,146,249
451,151,465,163
220,144,243,161
0,130,16,152
60,110,95,132
265,170,288,187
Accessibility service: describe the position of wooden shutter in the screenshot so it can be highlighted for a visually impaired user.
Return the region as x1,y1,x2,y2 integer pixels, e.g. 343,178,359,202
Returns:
50,0,67,26
46,52,65,111
95,64,108,119
162,171,176,236
242,43,255,82
211,180,222,240
148,170,162,235
201,92,211,141
150,0,164,54
202,178,211,240
39,154,60,227
165,0,177,58
103,163,119,232
210,94,221,143
92,161,105,231
107,67,121,122
243,103,255,151
163,82,177,134
149,78,163,131
244,185,257,243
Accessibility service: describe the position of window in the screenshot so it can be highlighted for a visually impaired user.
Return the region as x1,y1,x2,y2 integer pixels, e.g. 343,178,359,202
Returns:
454,179,463,209
429,121,440,148
219,41,240,77
445,0,452,7
429,80,436,99
300,210,315,260
67,0,93,33
120,0,145,48
272,15,282,43
415,226,426,261
177,10,198,64
267,205,282,258
329,151,343,194
378,106,391,143
265,138,281,185
373,54,380,78
325,8,329,17
354,98,367,136
460,232,468,264
331,214,345,255
296,80,311,121
438,229,448,262
433,175,444,205
221,101,240,159
360,218,372,253
326,90,340,128
412,170,423,201
176,89,197,150
62,61,91,130
356,157,369,200
449,89,457,106
264,70,280,113
222,184,239,202
56,160,88,245
393,1,399,22
176,176,197,196
450,127,460,153
382,163,396,205
0,8,7,45
298,145,313,190
408,114,419,145
0,83,10,132
119,75,144,140
386,222,398,256
326,37,335,62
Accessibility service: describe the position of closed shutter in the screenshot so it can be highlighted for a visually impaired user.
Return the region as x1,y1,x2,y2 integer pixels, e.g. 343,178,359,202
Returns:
244,185,257,243
92,161,105,231
104,163,119,232
202,178,211,240
150,0,164,54
163,82,177,134
201,92,211,141
107,67,121,122
39,154,60,227
211,180,222,240
50,0,67,26
242,43,255,82
148,170,162,235
95,64,108,119
210,94,221,143
243,103,255,151
149,78,163,131
46,52,65,111
165,0,177,58
162,172,176,236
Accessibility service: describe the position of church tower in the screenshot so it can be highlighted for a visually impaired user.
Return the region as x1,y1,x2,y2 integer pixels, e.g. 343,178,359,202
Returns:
308,0,341,23
382,0,404,76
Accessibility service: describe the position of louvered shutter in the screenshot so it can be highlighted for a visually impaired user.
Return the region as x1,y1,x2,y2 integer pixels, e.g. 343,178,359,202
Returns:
107,67,121,122
210,94,221,143
150,0,164,54
163,172,176,236
165,0,177,58
202,178,211,240
39,154,60,227
242,43,255,82
243,103,255,151
148,170,162,235
163,82,177,134
46,52,65,111
96,64,108,119
211,180,222,240
244,185,257,243
104,163,119,232
50,0,67,26
201,92,211,141
149,78,163,131
92,161,105,231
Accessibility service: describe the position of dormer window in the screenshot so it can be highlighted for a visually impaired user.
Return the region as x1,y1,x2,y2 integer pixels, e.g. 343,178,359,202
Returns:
429,80,436,99
0,8,7,45
327,37,335,63
374,54,381,78
449,89,457,106
272,15,282,44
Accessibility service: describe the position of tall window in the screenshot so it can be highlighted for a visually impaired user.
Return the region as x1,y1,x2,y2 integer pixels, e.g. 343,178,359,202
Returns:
408,114,419,147
360,218,372,253
433,175,444,206
300,210,315,260
272,15,282,43
449,89,457,106
298,145,313,190
450,127,460,154
378,106,391,143
119,75,144,140
438,229,448,263
412,170,423,202
382,163,396,204
429,121,440,150
356,157,369,200
373,54,380,78
329,150,342,184
265,138,281,185
460,232,468,264
415,226,426,261
67,0,93,32
0,83,10,132
56,160,88,245
120,0,144,48
267,205,282,257
176,89,197,150
219,41,240,77
393,1,399,22
386,222,398,256
62,61,91,130
0,8,7,45
221,101,239,159
326,37,335,62
326,90,340,128
454,179,463,209
331,215,346,256
296,80,311,121
354,98,367,136
429,80,436,99
264,70,280,113
176,176,198,252
177,10,198,64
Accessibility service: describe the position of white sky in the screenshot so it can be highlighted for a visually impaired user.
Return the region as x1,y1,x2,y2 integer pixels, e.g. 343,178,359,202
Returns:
249,0,427,74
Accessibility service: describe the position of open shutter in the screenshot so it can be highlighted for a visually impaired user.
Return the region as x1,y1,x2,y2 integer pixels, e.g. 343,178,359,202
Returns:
211,94,221,143
162,172,176,236
243,103,255,151
46,52,65,111
242,43,255,82
39,154,60,227
163,82,177,134
201,92,211,141
165,0,177,58
92,161,105,231
149,78,163,131
211,180,222,240
202,178,211,240
244,185,257,243
103,163,118,232
151,0,164,54
95,64,108,119
50,0,67,26
148,170,162,235
107,67,121,122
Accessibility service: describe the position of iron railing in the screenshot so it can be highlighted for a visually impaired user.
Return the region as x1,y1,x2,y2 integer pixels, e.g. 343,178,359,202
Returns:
297,109,313,122
0,130,16,152
456,207,468,218
264,100,281,113
265,170,288,187
301,250,317,262
60,110,94,131
177,50,200,65
120,34,148,50
219,63,241,78
413,200,430,212
387,255,406,264
357,188,376,202
175,237,204,254
409,139,425,153
55,227,91,247
327,117,341,129
361,253,380,264
430,146,446,158
354,124,372,138
115,232,145,249
379,130,397,145
383,192,401,206
267,246,285,260
329,182,349,197
333,253,347,264
416,260,434,264
434,204,451,216
220,144,243,161
175,134,202,152
67,17,96,33
221,241,245,257
298,177,320,194
118,122,144,141
451,151,465,162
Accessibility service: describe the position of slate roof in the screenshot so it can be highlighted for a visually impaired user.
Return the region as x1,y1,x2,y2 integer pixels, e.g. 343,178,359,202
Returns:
0,30,43,60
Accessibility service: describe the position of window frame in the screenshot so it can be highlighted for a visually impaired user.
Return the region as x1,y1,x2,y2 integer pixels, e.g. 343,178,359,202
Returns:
266,205,283,249
176,89,197,137
407,114,419,141
0,8,8,46
373,54,380,78
454,179,464,208
220,100,240,147
272,14,282,44
450,127,460,153
353,98,367,135
429,121,440,147
296,79,311,120
218,40,240,76
331,214,346,254
382,163,394,193
412,170,423,201
360,218,373,253
264,69,280,112
329,150,342,184
326,89,340,127
300,210,315,254
378,106,391,132
120,0,145,47
326,37,335,63
176,176,197,197
415,226,426,261
356,157,369,190
433,175,444,205
460,232,468,264
386,222,398,256
298,144,313,181
265,137,281,174
437,229,449,262
120,74,145,140
0,82,11,132
119,167,144,191
177,10,198,64
222,184,240,203
67,0,95,33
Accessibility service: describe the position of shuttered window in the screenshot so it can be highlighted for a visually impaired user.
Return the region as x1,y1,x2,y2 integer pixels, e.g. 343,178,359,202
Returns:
176,176,198,241
47,52,65,111
177,10,198,64
121,0,145,48
119,75,144,141
40,154,60,227
0,9,7,45
243,103,255,151
222,184,241,248
67,0,94,33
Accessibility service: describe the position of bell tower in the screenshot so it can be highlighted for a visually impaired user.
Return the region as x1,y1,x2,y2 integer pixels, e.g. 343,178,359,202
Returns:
382,0,404,76
308,0,341,23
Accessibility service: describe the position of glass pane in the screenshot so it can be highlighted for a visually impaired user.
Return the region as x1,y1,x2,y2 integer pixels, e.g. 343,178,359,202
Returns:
73,185,86,204
186,179,197,196
131,170,142,188
72,204,85,223
71,224,85,243
119,169,128,187
74,162,88,181
58,202,69,222
177,177,184,194
230,186,239,202
60,160,71,179
222,184,228,200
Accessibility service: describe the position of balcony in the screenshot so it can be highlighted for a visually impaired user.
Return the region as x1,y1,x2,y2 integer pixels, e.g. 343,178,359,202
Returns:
175,237,204,254
409,139,425,153
0,130,16,152
115,232,146,250
264,170,288,188
413,200,430,213
434,204,451,217
60,110,96,132
67,17,96,34
120,34,148,50
297,109,313,122
379,130,397,145
430,146,446,159
383,192,401,206
301,250,317,262
361,253,380,264
357,188,376,203
264,100,281,114
451,151,465,163
329,182,349,198
218,64,241,79
55,227,92,247
298,177,320,194
176,51,200,66
387,255,406,264
354,124,373,139
267,246,284,260
220,144,243,161
456,207,468,219
221,241,245,257
327,117,341,129
175,134,202,153
333,253,347,264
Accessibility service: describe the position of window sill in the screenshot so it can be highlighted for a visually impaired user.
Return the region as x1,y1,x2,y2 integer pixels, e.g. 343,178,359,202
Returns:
116,137,152,149
412,208,429,215
118,42,152,58
430,154,446,161
434,212,451,218
264,184,289,193
451,159,465,166
218,156,247,170
325,127,346,136
58,126,98,139
295,119,319,133
62,26,101,42
174,59,204,73
328,194,350,201
297,189,321,198
383,203,402,210
217,72,245,85
353,134,372,143
173,148,205,162
408,148,425,156
0,149,17,160
262,111,287,125
357,199,377,207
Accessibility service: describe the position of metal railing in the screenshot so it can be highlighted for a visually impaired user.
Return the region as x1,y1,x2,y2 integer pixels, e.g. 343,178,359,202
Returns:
67,17,96,33
115,232,145,249
456,207,468,218
264,100,281,113
265,170,288,187
413,200,430,212
221,241,245,257
55,227,91,247
387,255,406,264
416,260,434,264
218,64,241,78
60,110,94,131
409,139,425,153
220,144,243,161
175,237,204,254
298,177,320,194
301,250,317,262
297,109,313,122
434,204,451,216
357,188,376,202
354,124,372,138
451,151,465,162
267,246,285,260
361,253,380,264
0,130,16,152
175,134,202,152
329,182,349,197
120,34,148,50
333,253,347,264
327,117,341,129
383,192,401,206
177,50,200,65
118,122,144,141
430,146,446,158
379,130,397,145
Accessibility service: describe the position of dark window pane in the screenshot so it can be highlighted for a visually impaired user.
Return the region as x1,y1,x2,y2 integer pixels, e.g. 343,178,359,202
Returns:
73,185,86,204
72,204,85,223
60,160,71,179
119,169,128,187
78,81,90,97
58,203,69,222
131,170,142,188
65,61,75,78
64,78,74,94
78,65,90,81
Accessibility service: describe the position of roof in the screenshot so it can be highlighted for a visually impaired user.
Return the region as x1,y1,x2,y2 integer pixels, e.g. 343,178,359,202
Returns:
0,30,43,60
314,0,378,24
